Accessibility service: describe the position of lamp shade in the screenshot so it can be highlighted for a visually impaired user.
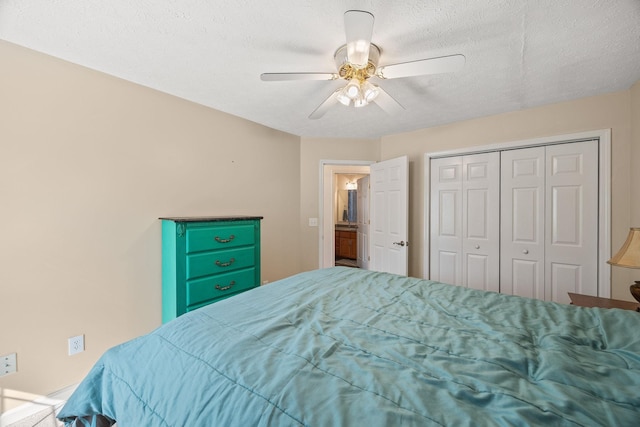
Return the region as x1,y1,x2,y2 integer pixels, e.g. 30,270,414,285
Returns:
608,227,640,268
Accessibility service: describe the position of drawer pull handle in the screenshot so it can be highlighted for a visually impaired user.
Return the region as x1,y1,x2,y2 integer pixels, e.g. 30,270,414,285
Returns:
215,281,236,291
215,234,235,243
215,258,236,267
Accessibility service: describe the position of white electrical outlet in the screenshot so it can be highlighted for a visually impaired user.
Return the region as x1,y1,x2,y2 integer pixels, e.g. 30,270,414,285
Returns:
1,353,17,377
68,335,85,356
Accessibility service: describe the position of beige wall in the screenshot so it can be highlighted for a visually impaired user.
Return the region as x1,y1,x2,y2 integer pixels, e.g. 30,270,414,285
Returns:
299,137,380,273
0,41,301,396
381,91,635,299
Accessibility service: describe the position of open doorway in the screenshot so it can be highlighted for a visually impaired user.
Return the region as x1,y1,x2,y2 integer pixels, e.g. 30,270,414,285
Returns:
334,173,367,268
320,157,409,275
319,161,373,269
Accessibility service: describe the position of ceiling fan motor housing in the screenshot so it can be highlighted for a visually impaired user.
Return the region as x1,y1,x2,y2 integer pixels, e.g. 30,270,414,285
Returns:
335,44,380,82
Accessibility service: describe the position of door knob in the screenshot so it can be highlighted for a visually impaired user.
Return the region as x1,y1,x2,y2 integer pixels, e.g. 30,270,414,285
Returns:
393,241,405,247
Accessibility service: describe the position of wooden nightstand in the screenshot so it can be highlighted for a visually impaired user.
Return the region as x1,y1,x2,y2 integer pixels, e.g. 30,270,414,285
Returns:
568,293,639,311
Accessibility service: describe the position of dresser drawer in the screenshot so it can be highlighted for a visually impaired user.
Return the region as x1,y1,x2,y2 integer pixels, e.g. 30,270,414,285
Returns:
186,268,257,309
186,246,255,280
186,223,256,253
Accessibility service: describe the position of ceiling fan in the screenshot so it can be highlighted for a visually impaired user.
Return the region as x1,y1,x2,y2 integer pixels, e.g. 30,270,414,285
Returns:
260,10,465,119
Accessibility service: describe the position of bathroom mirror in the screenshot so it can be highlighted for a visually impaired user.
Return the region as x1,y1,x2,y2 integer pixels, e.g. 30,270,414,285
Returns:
337,189,357,223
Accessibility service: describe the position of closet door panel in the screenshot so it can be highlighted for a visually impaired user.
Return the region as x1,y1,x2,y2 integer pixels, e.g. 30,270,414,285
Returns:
511,260,539,299
462,153,500,292
551,186,582,245
549,262,581,303
545,140,598,302
430,157,463,285
466,254,490,290
438,251,459,285
500,147,545,299
513,188,539,242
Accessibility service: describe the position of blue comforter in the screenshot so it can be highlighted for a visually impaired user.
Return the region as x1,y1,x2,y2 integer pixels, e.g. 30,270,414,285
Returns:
59,267,640,426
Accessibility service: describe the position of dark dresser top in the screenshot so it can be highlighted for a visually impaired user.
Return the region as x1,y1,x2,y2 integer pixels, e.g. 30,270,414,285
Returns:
159,216,263,223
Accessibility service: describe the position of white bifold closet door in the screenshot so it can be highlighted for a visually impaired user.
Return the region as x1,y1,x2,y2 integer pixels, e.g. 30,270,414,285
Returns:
500,140,599,303
430,152,500,292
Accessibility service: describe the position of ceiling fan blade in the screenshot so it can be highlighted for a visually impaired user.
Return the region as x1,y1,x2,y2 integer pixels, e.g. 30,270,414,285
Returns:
260,72,337,81
344,10,374,68
309,90,340,119
372,87,405,116
377,54,466,79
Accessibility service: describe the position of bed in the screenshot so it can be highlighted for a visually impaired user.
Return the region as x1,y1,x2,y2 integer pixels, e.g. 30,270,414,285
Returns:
58,267,640,426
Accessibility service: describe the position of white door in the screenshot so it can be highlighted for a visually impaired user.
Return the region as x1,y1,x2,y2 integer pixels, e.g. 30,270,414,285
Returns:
462,153,500,292
356,176,370,270
545,141,599,303
430,153,500,290
500,147,546,299
370,156,408,275
430,156,463,285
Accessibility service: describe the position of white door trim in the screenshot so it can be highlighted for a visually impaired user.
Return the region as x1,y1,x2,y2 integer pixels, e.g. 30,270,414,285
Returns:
424,129,611,298
319,160,374,269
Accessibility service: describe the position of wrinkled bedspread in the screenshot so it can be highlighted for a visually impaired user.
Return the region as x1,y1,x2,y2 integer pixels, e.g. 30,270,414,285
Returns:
59,267,640,426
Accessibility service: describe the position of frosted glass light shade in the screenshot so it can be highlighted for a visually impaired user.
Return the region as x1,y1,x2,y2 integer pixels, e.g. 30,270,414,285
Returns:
336,90,351,106
362,81,379,102
353,97,367,108
345,80,361,99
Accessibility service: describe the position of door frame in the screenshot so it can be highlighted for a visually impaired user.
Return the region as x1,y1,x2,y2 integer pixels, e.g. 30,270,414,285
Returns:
423,129,612,297
319,160,374,268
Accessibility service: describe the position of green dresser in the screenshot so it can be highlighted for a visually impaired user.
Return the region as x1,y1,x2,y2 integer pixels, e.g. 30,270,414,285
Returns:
160,216,263,323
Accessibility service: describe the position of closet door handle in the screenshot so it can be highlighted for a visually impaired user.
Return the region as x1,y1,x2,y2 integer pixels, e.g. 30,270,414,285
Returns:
475,245,480,249
523,249,529,255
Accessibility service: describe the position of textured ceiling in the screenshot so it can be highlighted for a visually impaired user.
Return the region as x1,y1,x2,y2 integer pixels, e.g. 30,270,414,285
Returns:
1,0,639,139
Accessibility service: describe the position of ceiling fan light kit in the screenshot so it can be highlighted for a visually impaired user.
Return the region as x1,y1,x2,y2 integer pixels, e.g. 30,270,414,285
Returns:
260,10,465,119
334,43,381,108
